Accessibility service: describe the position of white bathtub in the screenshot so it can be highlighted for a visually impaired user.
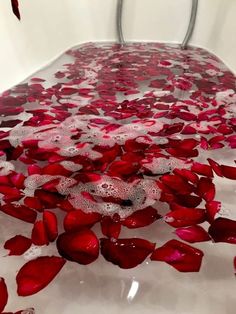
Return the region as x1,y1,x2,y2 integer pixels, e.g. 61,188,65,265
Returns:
0,1,235,314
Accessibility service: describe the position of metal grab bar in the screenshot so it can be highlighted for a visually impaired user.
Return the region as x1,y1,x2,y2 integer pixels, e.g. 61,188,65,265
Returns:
116,0,198,49
181,0,198,49
116,0,125,45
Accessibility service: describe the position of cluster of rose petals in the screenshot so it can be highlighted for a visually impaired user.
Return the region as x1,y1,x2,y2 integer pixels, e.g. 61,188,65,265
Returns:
0,42,235,311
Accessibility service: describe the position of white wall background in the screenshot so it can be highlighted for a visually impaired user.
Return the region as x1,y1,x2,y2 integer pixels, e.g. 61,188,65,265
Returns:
0,0,235,92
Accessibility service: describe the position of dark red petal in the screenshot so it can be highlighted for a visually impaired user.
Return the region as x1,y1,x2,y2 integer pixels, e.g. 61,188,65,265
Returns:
11,0,20,20
57,229,99,265
197,177,215,202
151,240,204,272
31,221,49,246
64,210,101,232
191,162,213,177
175,225,210,243
0,204,37,223
16,256,66,296
4,235,32,256
101,216,121,239
43,211,58,242
101,238,155,269
208,218,236,244
164,205,206,228
122,207,161,229
176,194,202,208
0,278,8,313
220,164,236,180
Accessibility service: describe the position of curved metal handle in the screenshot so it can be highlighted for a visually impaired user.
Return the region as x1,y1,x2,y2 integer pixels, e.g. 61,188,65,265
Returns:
116,0,125,45
116,0,198,48
181,0,198,49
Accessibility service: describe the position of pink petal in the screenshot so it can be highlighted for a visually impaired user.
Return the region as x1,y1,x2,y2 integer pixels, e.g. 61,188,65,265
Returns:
57,229,99,265
175,225,210,243
220,164,236,180
4,235,32,256
31,221,49,246
122,207,161,229
101,238,155,269
0,204,37,223
43,211,58,242
164,205,206,228
64,210,101,232
0,278,8,313
101,215,121,239
151,239,204,272
16,256,66,296
208,218,236,244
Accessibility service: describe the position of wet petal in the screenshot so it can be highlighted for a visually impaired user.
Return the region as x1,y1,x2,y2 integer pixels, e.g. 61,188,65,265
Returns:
192,162,213,178
57,229,99,265
197,177,215,202
101,215,121,239
31,221,49,246
64,210,101,232
0,277,8,313
4,235,32,256
208,218,236,244
122,207,161,229
101,238,155,269
175,225,210,243
151,239,204,272
0,204,37,223
220,164,236,180
11,0,20,20
43,211,58,242
16,256,66,296
164,205,206,228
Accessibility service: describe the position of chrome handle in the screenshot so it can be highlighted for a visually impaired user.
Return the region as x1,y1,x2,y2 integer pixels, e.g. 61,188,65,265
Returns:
181,0,198,49
116,0,125,45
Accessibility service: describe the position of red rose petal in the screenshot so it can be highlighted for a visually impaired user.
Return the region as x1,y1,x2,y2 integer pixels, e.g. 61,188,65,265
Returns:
122,207,161,229
151,239,204,272
64,210,101,232
108,160,140,178
11,0,20,20
161,174,194,195
173,169,199,184
220,164,236,180
31,221,49,246
43,211,58,242
205,200,221,222
0,277,8,313
192,162,213,178
9,173,25,189
0,204,37,223
207,158,223,177
175,225,210,243
4,235,32,256
16,256,66,296
24,197,43,212
57,229,99,265
208,218,236,244
0,186,23,202
101,238,155,269
101,215,121,239
164,205,206,228
197,177,215,202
